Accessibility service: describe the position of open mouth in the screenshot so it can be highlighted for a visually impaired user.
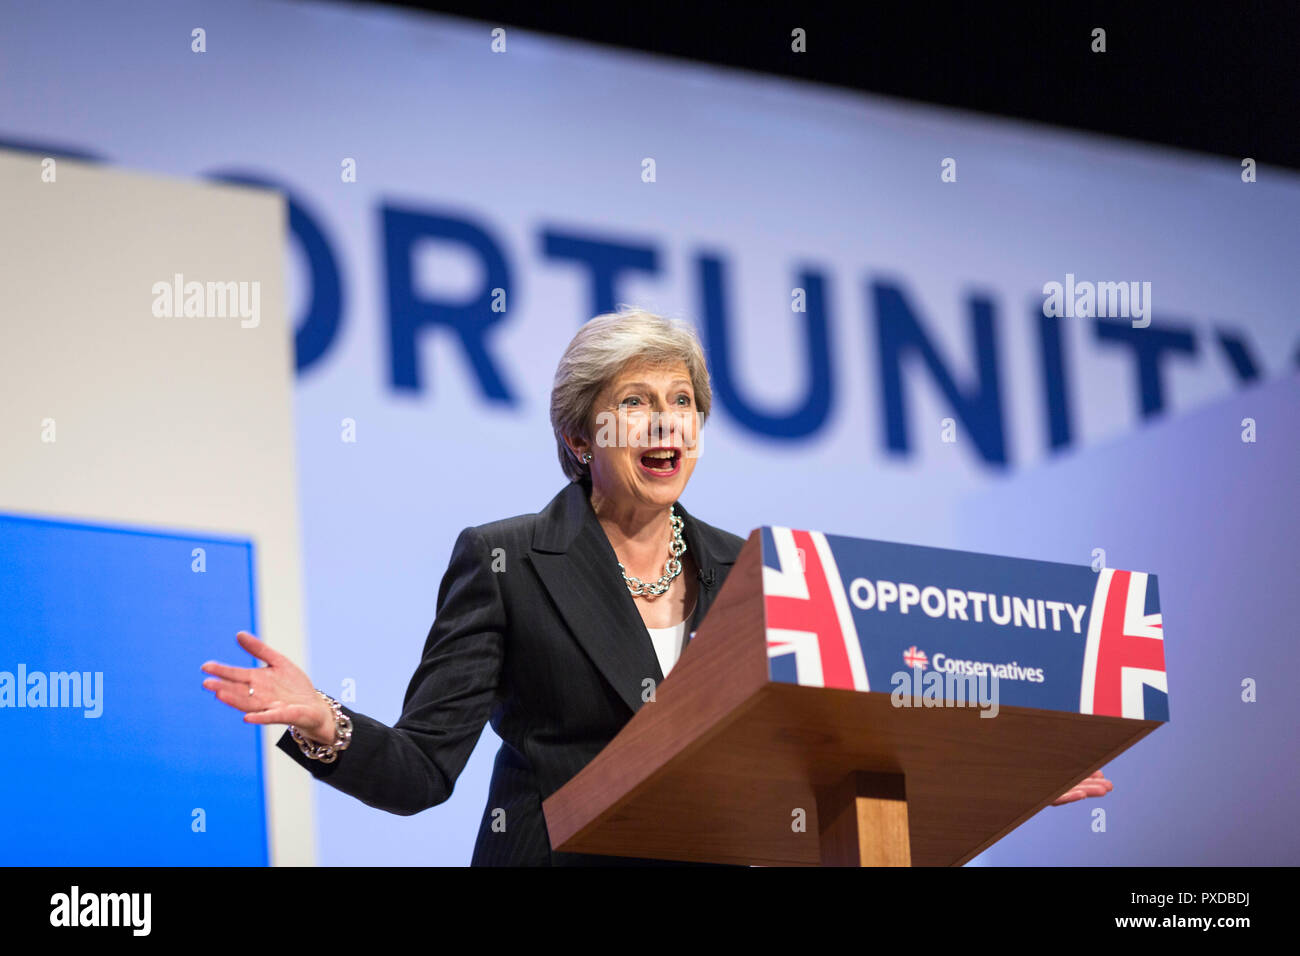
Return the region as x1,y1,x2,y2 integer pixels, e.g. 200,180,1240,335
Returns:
638,447,681,476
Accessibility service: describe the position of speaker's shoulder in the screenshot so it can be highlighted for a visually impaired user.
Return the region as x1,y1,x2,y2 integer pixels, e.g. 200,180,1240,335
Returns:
467,511,538,552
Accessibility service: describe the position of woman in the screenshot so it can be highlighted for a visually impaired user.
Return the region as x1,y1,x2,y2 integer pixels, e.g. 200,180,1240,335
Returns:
202,308,1109,866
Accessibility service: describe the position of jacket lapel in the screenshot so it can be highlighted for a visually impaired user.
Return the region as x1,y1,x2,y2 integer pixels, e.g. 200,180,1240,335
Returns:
678,498,734,650
527,480,735,715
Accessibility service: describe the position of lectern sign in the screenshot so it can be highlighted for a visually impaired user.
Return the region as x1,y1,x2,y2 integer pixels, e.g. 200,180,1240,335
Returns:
547,526,1170,866
760,527,1169,721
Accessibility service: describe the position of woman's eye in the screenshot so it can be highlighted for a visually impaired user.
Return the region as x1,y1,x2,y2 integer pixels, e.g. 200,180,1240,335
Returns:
620,397,640,407
676,394,692,405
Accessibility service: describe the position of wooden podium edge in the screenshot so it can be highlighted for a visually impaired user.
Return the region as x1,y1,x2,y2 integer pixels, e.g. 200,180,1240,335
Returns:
948,720,1161,866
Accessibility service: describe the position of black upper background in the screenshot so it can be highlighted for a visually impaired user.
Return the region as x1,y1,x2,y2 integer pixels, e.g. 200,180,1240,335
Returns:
346,0,1300,171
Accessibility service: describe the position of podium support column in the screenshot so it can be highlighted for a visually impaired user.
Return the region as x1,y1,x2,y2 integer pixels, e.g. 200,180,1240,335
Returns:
816,771,912,866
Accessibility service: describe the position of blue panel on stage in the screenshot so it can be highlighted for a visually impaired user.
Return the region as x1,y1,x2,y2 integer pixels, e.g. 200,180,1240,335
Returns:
0,513,267,865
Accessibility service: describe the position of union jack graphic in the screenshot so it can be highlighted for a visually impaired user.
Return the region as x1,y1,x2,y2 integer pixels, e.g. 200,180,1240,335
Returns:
902,645,928,670
764,527,870,691
1080,569,1166,719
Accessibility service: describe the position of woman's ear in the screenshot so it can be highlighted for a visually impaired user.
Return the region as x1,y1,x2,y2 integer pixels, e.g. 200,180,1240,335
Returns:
564,434,590,462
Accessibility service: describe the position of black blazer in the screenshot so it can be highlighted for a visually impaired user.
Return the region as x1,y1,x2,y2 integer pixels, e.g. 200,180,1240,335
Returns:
276,476,747,865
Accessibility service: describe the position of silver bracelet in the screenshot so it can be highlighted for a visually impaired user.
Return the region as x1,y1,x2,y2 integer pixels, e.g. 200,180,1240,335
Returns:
290,690,353,763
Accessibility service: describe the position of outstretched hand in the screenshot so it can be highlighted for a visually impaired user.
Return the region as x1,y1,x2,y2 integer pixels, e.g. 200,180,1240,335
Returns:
202,631,335,744
1050,769,1113,806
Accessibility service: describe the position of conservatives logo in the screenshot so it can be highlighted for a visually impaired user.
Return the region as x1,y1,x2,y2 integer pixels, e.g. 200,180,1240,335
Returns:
902,646,1046,683
933,652,1045,683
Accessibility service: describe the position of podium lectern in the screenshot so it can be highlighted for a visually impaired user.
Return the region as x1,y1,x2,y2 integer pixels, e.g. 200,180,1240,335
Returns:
543,527,1169,866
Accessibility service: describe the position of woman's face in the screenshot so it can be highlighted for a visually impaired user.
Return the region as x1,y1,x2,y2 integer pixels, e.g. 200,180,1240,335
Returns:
579,360,700,514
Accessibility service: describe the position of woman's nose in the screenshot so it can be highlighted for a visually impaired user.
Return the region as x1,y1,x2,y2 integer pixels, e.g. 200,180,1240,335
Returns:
647,409,683,443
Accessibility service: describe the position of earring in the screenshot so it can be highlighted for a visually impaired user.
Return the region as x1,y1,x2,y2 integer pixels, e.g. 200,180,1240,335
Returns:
583,453,592,462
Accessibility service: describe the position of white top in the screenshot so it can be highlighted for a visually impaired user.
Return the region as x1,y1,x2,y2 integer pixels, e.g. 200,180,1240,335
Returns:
645,602,696,678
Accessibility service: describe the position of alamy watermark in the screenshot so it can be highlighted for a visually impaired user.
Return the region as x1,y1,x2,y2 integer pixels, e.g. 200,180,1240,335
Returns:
50,886,150,935
891,665,1000,718
1042,273,1151,328
151,273,260,328
592,409,702,456
0,664,103,717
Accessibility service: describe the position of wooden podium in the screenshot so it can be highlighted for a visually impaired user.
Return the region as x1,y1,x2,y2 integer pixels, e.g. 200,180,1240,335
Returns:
543,529,1165,866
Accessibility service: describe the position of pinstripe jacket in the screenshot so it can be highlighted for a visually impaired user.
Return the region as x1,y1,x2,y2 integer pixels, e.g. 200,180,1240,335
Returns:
275,476,746,865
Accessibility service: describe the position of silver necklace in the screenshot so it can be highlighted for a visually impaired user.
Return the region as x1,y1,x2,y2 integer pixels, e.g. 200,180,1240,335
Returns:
618,505,686,597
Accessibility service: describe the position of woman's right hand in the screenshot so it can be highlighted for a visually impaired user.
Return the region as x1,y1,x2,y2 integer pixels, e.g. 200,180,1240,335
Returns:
202,631,336,745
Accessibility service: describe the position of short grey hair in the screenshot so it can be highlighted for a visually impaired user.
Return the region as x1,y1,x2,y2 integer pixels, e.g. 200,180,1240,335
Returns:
550,307,713,481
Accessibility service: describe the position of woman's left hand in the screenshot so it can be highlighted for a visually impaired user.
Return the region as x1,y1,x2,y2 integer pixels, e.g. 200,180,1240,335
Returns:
1050,769,1113,806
